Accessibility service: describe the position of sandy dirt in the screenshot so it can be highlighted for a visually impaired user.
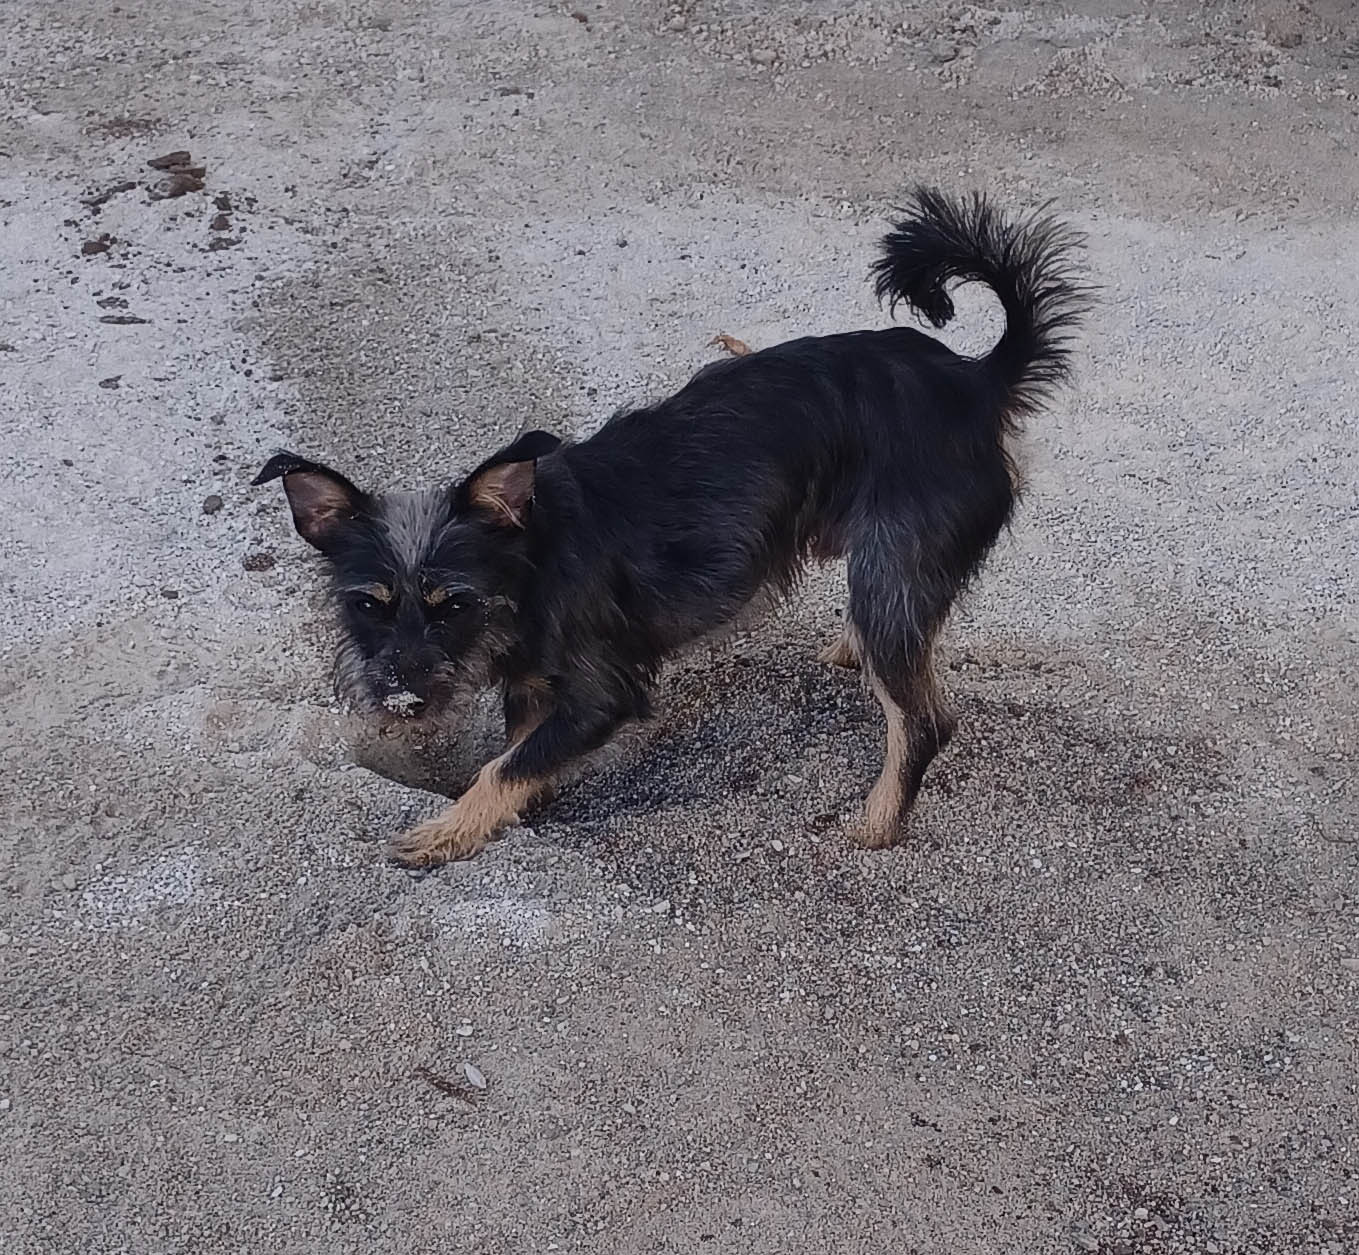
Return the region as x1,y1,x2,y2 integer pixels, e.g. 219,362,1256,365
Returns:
1,2,1357,1252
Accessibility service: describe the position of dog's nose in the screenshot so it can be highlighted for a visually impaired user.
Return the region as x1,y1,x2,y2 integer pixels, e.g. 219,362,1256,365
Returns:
381,688,426,717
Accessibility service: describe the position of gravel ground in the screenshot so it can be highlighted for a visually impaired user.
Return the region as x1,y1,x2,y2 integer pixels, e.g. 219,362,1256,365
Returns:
2,2,1357,1253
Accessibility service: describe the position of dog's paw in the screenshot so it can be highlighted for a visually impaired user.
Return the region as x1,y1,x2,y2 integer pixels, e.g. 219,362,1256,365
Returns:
817,631,861,670
851,785,908,851
708,333,752,358
850,816,905,850
388,814,492,867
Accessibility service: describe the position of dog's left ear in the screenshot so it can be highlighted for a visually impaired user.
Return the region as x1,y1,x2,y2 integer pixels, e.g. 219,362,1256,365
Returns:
456,430,563,529
252,450,369,552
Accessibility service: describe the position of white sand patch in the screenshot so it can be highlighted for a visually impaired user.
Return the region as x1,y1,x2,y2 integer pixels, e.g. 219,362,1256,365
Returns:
432,896,557,949
78,850,211,930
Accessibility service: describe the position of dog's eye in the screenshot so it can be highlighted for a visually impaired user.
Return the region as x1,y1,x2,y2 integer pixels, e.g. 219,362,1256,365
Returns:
354,595,386,615
424,587,472,616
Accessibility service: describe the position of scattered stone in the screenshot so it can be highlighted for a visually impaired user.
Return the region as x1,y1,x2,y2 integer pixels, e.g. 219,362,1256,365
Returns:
98,376,122,390
462,1062,487,1090
207,236,241,251
242,551,276,571
214,191,232,212
60,872,77,891
81,233,115,256
929,38,959,64
455,1024,474,1037
666,15,686,32
160,587,180,600
209,212,232,231
99,314,151,325
751,49,777,66
149,172,205,200
202,494,224,515
96,295,128,308
82,181,137,211
146,149,193,170
570,10,588,23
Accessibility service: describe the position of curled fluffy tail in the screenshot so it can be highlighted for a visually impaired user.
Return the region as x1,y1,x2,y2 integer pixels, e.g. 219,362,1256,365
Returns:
871,187,1090,424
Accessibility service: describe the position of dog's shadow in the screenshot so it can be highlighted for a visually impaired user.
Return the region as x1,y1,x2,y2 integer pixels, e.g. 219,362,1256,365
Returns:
547,647,881,824
352,637,1228,859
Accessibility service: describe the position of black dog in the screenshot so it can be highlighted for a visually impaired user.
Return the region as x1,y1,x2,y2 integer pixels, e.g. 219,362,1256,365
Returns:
255,188,1087,865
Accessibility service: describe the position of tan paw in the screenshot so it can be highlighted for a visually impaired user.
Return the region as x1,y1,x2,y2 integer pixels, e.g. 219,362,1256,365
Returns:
708,332,752,358
817,631,861,670
851,784,906,850
388,813,496,867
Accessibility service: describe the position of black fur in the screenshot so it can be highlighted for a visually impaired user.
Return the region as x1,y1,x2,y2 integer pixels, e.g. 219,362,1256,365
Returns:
257,187,1088,849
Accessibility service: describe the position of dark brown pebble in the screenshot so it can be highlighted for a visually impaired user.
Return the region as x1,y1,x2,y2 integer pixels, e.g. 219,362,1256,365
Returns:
82,181,138,210
98,376,122,389
207,236,241,251
146,150,192,170
209,212,231,231
214,192,232,212
81,234,114,256
160,587,180,600
202,494,224,515
242,551,276,571
99,314,150,325
148,172,205,200
96,295,128,308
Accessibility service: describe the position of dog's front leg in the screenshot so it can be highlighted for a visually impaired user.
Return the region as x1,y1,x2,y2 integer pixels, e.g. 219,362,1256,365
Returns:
389,700,628,867
502,676,554,748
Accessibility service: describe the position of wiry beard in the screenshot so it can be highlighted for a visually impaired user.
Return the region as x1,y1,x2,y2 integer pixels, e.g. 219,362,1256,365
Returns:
330,603,518,728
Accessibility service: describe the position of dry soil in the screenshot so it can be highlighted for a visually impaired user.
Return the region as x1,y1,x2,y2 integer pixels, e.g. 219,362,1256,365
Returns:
1,2,1357,1253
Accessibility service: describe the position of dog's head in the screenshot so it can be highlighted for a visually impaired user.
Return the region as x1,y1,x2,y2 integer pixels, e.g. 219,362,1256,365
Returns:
253,431,562,718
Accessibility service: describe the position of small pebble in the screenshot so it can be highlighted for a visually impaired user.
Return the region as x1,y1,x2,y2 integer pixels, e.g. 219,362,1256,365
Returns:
462,1062,487,1090
242,551,276,571
202,494,224,515
455,1024,474,1037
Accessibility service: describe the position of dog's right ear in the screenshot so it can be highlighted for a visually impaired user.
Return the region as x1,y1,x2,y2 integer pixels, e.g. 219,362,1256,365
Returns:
252,451,369,552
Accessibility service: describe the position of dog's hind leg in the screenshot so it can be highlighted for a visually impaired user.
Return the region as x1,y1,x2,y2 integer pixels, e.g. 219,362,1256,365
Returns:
845,539,957,849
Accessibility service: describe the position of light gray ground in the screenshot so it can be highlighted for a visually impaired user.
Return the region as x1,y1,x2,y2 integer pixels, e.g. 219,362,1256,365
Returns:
1,2,1357,1252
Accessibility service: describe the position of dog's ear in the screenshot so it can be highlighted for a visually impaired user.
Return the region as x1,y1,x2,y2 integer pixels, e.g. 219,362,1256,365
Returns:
252,451,369,552
456,430,563,529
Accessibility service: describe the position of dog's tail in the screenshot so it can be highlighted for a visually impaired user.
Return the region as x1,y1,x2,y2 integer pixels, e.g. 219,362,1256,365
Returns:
870,187,1089,425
